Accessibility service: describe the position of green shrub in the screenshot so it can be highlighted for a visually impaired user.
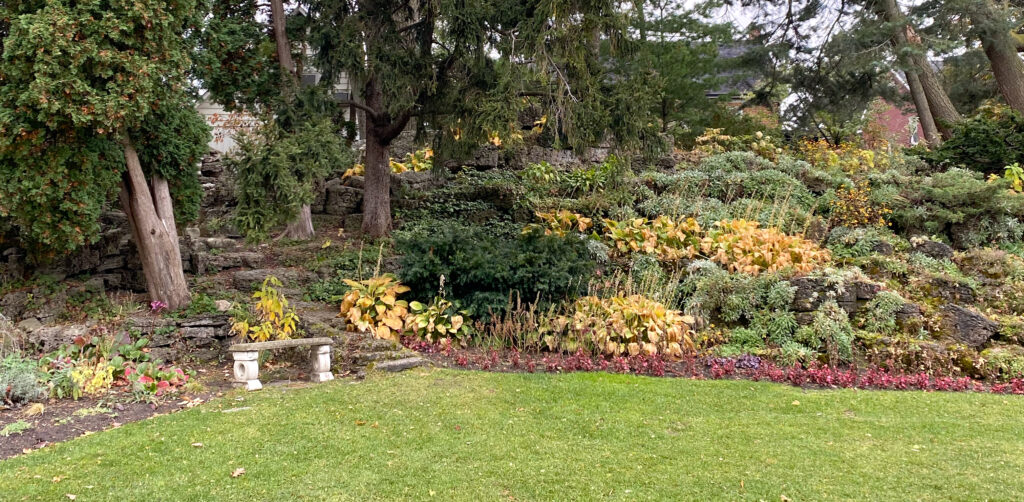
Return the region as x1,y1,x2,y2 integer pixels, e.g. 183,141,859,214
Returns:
794,300,854,364
398,170,527,236
980,345,1024,380
640,170,711,198
230,118,354,241
1,354,46,404
681,261,795,326
721,327,767,353
826,227,908,259
697,151,774,174
889,168,1024,248
725,169,816,209
561,156,632,195
859,291,906,336
925,105,1024,176
396,223,596,317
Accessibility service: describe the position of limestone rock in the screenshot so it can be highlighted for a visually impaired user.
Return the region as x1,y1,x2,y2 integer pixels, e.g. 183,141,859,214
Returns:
940,305,998,348
391,171,444,193
371,357,428,372
912,238,954,261
27,324,90,353
16,318,42,332
323,180,364,216
927,277,975,304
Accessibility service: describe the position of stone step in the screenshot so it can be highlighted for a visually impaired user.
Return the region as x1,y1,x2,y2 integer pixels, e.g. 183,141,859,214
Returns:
371,357,428,373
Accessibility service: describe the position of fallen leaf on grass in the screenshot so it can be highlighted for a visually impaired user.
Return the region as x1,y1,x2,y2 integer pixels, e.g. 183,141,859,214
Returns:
65,494,76,500
191,443,204,448
231,468,246,478
355,420,366,426
52,476,64,483
791,400,800,406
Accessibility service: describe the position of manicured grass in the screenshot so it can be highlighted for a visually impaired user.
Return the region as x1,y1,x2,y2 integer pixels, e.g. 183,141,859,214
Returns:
3,369,1024,501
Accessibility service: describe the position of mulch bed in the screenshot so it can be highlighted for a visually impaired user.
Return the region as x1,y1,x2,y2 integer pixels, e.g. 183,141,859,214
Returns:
0,365,234,461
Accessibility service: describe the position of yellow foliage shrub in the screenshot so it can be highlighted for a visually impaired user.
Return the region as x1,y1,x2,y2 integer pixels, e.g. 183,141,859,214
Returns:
601,216,702,261
556,295,696,358
340,275,410,341
231,276,300,342
343,147,433,178
830,181,892,227
70,361,114,397
527,210,593,237
798,139,888,174
701,220,831,275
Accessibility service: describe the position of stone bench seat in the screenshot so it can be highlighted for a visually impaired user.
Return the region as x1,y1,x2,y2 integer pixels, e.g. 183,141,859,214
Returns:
229,337,335,391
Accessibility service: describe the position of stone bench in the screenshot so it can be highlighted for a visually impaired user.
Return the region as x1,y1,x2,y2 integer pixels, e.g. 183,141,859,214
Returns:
228,337,335,391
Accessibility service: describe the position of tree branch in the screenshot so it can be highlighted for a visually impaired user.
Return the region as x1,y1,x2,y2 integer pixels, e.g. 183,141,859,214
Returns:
336,100,378,120
379,108,414,143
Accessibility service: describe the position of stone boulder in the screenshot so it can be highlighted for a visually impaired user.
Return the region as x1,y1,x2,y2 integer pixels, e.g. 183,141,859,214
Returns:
323,180,364,216
391,171,444,193
940,305,998,348
26,324,90,353
926,277,975,304
912,238,954,261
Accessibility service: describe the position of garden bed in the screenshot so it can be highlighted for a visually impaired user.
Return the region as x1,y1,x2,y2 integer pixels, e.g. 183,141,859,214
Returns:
403,338,1024,395
0,364,235,460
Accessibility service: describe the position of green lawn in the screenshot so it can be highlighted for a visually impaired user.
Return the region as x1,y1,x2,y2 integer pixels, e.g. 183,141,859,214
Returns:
2,369,1024,501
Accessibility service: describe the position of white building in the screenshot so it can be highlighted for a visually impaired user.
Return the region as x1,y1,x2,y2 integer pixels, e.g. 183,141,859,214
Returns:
197,69,359,154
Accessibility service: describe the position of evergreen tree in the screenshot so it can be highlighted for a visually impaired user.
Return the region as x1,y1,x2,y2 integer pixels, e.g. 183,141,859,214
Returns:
197,0,345,241
0,0,210,309
306,0,660,237
629,0,737,138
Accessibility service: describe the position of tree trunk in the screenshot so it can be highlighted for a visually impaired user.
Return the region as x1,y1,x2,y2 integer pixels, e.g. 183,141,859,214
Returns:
904,70,942,147
270,0,294,76
119,139,191,310
268,0,318,240
279,204,314,240
972,1,1024,113
361,129,392,237
915,54,960,138
878,0,960,137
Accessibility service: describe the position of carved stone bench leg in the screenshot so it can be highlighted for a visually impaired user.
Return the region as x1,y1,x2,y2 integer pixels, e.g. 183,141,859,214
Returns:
232,351,262,391
311,344,334,383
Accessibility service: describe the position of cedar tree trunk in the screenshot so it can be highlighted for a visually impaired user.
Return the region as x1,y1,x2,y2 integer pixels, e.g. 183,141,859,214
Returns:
905,70,941,147
879,0,960,137
362,127,392,237
972,0,1024,113
360,76,411,237
119,138,191,310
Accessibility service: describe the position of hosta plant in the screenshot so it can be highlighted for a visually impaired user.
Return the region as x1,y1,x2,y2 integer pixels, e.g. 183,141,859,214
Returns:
343,147,433,178
340,276,410,341
231,276,300,342
601,216,702,261
69,361,114,397
526,210,593,237
406,297,474,343
701,220,830,276
557,295,696,358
